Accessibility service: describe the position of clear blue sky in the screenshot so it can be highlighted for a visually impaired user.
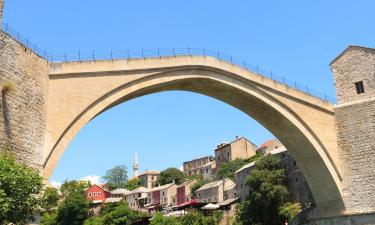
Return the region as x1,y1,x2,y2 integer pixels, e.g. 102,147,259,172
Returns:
3,0,375,184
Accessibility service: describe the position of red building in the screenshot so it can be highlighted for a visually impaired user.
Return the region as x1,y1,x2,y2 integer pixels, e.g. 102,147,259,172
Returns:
85,184,111,203
152,190,160,204
177,186,186,206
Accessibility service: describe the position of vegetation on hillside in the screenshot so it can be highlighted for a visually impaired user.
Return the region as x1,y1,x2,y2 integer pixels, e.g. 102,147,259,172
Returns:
41,180,90,225
83,201,147,225
235,155,301,225
124,178,142,191
0,150,43,225
216,153,262,180
150,211,223,225
158,167,186,185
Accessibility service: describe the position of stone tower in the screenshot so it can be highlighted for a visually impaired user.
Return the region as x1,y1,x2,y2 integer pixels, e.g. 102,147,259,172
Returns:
330,46,375,214
133,153,139,177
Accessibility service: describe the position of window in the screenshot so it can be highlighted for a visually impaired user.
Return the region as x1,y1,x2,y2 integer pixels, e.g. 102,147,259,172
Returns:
294,160,297,166
355,81,365,94
97,192,101,196
88,193,92,197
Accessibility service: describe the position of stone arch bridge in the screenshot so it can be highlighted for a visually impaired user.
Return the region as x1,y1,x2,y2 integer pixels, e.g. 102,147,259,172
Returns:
45,55,342,216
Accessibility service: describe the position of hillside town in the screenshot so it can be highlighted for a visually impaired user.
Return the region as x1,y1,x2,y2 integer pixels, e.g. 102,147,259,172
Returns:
83,137,315,220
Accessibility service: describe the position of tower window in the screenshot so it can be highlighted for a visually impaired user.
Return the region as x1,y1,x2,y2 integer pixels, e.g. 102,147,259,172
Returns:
355,81,365,94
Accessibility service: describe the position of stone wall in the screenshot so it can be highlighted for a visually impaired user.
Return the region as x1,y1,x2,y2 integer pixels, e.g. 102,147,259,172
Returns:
331,46,375,105
331,46,375,214
0,31,49,171
0,0,3,24
292,212,375,225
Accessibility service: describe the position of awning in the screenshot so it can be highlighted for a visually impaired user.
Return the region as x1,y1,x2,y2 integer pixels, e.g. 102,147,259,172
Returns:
177,199,198,208
218,198,239,206
201,203,220,210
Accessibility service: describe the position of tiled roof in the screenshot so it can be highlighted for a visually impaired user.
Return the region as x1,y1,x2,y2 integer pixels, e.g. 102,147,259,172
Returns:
110,188,131,195
126,187,148,195
149,183,176,192
196,180,223,192
257,139,277,149
177,179,197,188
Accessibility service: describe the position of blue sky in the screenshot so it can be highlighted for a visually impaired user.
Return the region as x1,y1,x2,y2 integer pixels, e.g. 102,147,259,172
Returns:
3,0,375,185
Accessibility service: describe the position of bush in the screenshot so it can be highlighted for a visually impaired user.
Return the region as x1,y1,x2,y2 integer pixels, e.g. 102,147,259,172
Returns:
0,151,43,224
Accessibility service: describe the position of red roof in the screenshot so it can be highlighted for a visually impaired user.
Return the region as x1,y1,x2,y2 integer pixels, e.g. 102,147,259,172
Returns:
177,199,198,208
257,140,275,150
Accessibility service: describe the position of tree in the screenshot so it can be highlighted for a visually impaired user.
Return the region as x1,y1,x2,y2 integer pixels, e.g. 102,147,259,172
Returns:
150,212,180,225
82,202,147,225
158,167,186,185
237,155,290,225
0,151,43,224
279,202,302,223
100,202,146,225
216,159,247,180
103,165,128,189
40,211,58,225
42,186,59,212
60,180,90,198
56,191,89,225
216,153,262,180
124,178,142,191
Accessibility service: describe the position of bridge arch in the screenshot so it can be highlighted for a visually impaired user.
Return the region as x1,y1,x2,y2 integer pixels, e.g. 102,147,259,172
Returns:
44,56,344,216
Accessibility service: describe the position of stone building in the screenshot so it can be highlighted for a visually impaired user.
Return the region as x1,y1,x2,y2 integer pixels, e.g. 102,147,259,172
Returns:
195,178,236,204
147,183,177,208
183,156,214,177
124,187,148,210
215,137,257,168
234,161,256,201
235,140,315,206
256,139,283,155
138,170,160,189
272,147,315,207
202,161,216,181
330,46,375,213
176,179,197,206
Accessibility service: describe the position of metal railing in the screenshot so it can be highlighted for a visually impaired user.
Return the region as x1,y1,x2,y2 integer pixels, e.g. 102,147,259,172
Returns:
1,23,49,59
1,23,335,103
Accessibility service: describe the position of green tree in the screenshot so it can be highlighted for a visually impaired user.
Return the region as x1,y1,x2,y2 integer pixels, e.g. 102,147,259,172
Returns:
56,191,89,225
83,202,147,225
60,180,90,198
103,165,128,189
216,159,247,180
237,155,289,225
40,211,58,225
100,202,146,225
158,167,185,185
150,212,180,225
124,178,142,191
42,187,59,212
279,202,302,223
0,151,43,225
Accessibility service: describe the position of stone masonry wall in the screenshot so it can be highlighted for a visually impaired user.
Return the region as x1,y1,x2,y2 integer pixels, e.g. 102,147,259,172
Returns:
331,46,375,213
331,46,375,105
0,31,49,171
0,0,4,24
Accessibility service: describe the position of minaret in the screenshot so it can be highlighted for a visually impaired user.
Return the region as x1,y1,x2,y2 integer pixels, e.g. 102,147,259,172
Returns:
133,153,139,177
